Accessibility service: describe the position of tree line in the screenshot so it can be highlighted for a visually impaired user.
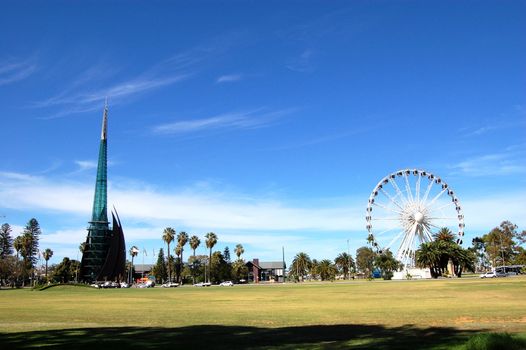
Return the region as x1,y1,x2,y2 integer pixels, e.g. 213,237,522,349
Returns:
0,219,58,287
288,221,525,281
148,228,248,285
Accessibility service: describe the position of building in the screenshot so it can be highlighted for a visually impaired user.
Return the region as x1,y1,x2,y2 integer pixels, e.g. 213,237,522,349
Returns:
79,103,126,283
246,259,286,283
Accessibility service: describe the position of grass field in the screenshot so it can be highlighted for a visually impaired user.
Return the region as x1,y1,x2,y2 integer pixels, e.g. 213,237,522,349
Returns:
1,277,525,349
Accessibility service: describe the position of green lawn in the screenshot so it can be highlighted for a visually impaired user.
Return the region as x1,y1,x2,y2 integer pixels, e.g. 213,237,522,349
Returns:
1,277,525,349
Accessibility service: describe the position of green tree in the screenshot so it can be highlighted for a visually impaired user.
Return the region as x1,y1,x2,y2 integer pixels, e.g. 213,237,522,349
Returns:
22,218,41,268
374,250,402,280
415,242,441,278
162,227,175,282
309,259,319,280
470,237,489,272
0,255,17,287
210,251,231,283
79,242,86,254
482,221,521,268
235,244,244,260
13,235,23,259
356,246,375,278
205,232,218,283
152,248,167,283
434,227,455,242
189,235,200,257
42,248,53,281
318,259,337,281
513,247,526,265
290,252,311,282
52,257,78,283
231,259,248,282
334,252,354,279
0,223,14,259
174,244,182,283
416,239,475,278
176,231,189,283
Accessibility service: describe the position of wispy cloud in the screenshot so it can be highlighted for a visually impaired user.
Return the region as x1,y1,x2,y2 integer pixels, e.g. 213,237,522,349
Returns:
3,170,526,264
0,59,37,86
32,45,220,119
216,74,242,83
153,108,295,135
74,160,97,171
450,148,526,176
286,49,315,73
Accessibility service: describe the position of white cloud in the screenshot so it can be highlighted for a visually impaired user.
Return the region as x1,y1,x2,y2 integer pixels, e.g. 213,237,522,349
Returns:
74,160,97,171
216,74,242,83
0,59,36,86
153,109,294,135
286,49,314,73
2,171,525,264
451,151,526,177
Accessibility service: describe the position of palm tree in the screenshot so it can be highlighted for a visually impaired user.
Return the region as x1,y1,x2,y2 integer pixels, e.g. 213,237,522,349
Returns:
188,235,200,284
189,235,200,257
415,242,440,278
235,244,244,260
79,242,86,254
13,236,23,259
175,244,182,283
129,246,139,283
318,259,337,281
162,227,175,282
334,252,353,279
291,252,311,282
42,248,53,281
434,227,454,242
205,232,218,283
177,231,189,283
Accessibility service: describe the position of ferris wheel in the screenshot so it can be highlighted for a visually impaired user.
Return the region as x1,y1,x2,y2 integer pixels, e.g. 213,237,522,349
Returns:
365,169,465,266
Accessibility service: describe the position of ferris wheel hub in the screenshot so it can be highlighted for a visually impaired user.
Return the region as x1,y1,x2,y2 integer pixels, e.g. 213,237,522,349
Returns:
414,212,424,224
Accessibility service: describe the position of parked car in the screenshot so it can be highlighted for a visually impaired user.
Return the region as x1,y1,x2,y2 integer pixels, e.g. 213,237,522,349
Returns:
194,282,211,287
137,280,155,288
161,282,179,288
480,271,507,278
219,281,234,287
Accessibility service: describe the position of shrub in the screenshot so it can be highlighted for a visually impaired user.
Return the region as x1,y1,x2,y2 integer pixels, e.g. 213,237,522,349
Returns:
464,333,526,350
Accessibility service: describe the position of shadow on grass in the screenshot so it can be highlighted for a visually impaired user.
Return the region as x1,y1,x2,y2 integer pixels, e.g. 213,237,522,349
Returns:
0,324,483,349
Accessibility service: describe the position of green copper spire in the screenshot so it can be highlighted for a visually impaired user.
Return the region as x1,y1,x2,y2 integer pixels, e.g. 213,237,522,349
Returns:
91,102,108,223
80,102,112,282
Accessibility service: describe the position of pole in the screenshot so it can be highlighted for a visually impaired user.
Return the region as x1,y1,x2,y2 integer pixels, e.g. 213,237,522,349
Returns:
142,248,145,279
347,239,350,280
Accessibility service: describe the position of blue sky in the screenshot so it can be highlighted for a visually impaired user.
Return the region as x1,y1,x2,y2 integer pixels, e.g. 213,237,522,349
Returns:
1,1,525,266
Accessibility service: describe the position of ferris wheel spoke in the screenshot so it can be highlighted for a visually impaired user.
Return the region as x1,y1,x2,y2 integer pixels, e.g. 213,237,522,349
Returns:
403,174,414,203
399,223,417,257
426,188,447,207
428,201,454,212
389,178,407,205
375,227,398,238
427,217,457,220
422,225,434,242
372,202,403,215
372,217,400,221
386,230,406,250
421,179,434,203
379,188,405,210
427,222,446,230
415,174,422,203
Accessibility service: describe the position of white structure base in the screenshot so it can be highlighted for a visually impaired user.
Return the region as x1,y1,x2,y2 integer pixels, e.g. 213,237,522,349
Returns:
392,268,432,280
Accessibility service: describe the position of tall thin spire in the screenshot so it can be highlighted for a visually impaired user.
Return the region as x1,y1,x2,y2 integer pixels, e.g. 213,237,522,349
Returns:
91,103,108,223
101,98,108,140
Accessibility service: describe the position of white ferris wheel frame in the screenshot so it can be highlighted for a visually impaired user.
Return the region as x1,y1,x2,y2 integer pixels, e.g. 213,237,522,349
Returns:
365,169,465,265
